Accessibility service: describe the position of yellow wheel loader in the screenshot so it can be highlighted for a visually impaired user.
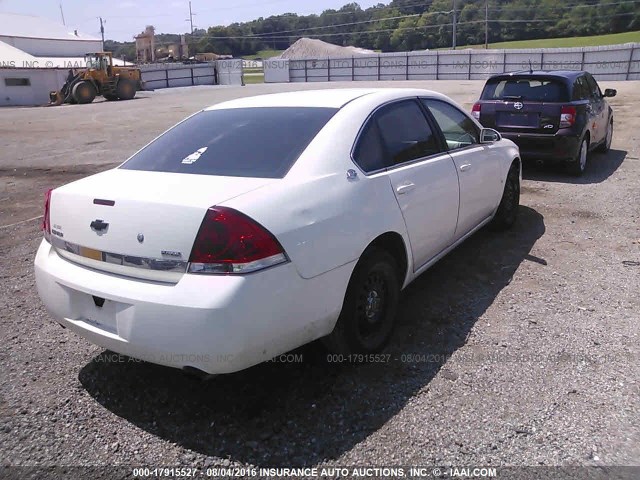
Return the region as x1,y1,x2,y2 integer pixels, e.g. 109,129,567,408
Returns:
50,52,145,105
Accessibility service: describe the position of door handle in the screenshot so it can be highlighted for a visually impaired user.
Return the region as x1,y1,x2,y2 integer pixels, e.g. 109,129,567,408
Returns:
396,183,415,195
459,163,472,172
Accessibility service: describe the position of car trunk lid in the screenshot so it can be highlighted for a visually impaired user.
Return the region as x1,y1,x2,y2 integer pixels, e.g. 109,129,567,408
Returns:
48,168,274,283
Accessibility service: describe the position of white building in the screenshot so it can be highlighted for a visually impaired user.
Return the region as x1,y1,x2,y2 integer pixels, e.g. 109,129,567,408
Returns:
0,12,102,57
0,12,125,106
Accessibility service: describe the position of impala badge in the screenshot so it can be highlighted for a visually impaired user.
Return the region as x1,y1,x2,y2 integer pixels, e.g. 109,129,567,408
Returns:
137,233,144,243
161,250,182,257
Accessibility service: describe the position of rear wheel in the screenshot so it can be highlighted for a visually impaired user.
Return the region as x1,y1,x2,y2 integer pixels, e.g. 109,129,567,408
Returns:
596,119,613,153
116,79,136,100
568,137,589,176
323,248,400,355
71,81,96,104
490,163,520,231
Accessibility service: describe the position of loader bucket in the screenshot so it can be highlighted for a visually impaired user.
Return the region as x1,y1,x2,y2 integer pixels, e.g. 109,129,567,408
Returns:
49,91,64,105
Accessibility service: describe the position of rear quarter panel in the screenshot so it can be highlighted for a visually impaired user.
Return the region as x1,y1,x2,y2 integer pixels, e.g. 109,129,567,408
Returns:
222,98,411,282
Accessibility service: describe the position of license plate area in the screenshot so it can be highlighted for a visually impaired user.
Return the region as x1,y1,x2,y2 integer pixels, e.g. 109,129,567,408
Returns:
62,285,125,335
496,111,539,128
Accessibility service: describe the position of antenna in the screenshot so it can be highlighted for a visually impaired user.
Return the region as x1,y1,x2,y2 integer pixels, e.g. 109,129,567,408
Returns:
59,3,66,26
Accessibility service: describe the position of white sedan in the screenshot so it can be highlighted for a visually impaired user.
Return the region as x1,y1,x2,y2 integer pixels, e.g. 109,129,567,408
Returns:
35,88,521,374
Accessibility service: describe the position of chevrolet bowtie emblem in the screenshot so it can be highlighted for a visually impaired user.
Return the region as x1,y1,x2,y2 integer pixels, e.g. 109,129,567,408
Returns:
90,219,109,231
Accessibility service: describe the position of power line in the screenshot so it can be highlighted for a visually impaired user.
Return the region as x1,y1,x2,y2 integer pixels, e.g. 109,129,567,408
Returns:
152,12,636,43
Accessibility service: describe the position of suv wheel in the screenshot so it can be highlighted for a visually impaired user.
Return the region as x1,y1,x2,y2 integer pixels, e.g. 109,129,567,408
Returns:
596,119,613,153
569,138,589,176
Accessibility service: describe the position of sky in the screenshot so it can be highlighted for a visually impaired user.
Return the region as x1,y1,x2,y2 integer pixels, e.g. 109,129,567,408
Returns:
0,0,382,41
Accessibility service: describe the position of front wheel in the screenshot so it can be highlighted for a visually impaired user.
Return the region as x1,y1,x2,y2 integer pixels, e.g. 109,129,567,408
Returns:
490,164,520,231
71,81,96,104
323,248,400,355
596,120,613,153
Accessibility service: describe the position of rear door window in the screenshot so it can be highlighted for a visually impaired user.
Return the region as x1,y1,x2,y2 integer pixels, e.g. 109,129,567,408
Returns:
572,76,590,101
353,100,441,172
353,120,387,172
374,100,441,166
584,74,603,99
482,77,569,102
121,107,338,178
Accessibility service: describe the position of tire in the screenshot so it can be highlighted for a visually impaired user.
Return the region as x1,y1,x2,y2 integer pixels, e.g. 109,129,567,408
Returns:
323,248,400,355
116,79,136,100
596,119,613,153
490,163,520,231
71,81,96,104
104,93,119,101
568,137,589,176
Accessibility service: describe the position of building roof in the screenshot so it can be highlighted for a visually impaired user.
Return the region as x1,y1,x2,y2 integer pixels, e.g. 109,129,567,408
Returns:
0,39,37,66
0,12,100,41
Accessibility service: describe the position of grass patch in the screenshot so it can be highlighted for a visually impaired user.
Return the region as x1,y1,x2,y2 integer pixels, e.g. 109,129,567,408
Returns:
242,49,284,60
243,73,264,84
459,31,640,49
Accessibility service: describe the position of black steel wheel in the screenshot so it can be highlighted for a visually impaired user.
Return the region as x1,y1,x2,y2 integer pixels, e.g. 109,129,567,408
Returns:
323,247,400,354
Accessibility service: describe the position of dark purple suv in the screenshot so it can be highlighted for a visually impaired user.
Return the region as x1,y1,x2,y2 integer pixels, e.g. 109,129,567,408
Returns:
473,70,616,175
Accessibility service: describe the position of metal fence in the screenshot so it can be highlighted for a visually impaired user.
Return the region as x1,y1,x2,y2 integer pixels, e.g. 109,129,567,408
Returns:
265,43,640,83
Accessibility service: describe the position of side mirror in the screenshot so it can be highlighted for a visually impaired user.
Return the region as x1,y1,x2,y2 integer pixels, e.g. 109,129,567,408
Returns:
480,128,501,144
603,88,617,98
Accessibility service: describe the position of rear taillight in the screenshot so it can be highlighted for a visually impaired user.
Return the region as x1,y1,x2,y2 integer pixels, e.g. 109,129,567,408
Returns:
560,106,576,128
188,206,287,274
471,102,481,120
42,189,52,241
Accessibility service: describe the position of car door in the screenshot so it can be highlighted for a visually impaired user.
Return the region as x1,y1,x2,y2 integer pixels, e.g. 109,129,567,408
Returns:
421,98,502,239
353,99,459,270
584,73,607,144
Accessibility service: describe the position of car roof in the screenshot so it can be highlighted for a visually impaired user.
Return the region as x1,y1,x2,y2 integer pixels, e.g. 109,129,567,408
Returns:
204,88,451,110
488,70,585,81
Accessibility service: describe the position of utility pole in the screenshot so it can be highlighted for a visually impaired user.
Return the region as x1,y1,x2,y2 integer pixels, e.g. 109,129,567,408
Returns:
484,0,489,49
99,17,105,45
188,1,195,34
59,3,66,26
452,0,457,49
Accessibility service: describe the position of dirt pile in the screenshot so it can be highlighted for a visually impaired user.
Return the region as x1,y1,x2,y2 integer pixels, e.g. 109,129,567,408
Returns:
278,38,374,59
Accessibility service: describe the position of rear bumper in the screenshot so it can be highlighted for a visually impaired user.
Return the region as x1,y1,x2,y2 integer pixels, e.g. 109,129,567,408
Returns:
501,132,580,162
34,240,352,374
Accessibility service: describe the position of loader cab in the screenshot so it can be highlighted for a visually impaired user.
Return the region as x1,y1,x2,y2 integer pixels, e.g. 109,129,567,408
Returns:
84,53,113,76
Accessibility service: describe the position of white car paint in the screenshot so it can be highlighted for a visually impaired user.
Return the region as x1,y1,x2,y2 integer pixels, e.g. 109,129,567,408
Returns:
35,88,521,374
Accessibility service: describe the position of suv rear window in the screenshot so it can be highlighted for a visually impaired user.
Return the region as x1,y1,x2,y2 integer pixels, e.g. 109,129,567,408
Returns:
481,77,569,103
121,107,338,178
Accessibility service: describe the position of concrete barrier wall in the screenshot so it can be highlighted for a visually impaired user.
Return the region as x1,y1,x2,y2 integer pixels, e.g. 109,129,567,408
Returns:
140,60,244,89
265,43,640,83
217,59,243,85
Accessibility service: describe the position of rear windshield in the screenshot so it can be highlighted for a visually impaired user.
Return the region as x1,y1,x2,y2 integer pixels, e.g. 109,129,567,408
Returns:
481,77,569,102
120,107,338,178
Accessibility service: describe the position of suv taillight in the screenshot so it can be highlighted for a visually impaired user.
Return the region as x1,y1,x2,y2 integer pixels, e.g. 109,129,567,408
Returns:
42,189,52,241
188,206,287,274
560,106,576,128
471,102,481,120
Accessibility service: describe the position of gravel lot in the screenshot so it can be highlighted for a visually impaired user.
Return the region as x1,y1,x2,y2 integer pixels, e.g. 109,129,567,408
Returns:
0,81,638,475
